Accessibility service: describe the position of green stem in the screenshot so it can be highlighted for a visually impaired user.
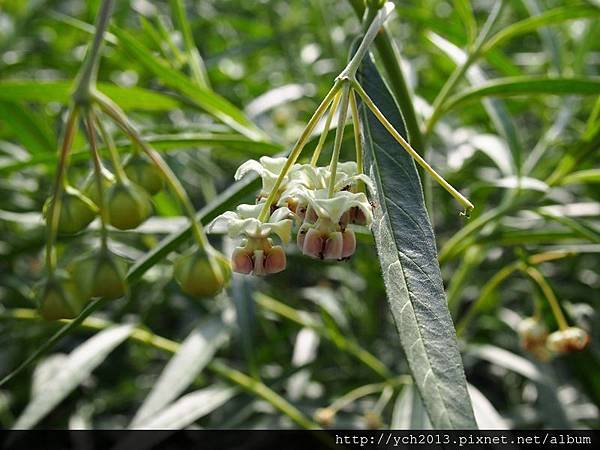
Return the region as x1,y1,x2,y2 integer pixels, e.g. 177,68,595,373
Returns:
83,110,109,247
328,84,351,197
349,89,364,175
524,266,569,330
257,80,343,221
73,0,115,104
45,106,80,273
310,90,341,166
93,109,127,183
328,377,411,414
423,0,505,138
93,91,211,252
351,80,474,214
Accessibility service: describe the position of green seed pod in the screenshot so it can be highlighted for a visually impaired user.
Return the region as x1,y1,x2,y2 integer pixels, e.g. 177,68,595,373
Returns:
106,181,152,230
174,248,232,298
83,169,116,207
124,154,164,195
43,186,98,235
70,248,128,300
38,271,86,320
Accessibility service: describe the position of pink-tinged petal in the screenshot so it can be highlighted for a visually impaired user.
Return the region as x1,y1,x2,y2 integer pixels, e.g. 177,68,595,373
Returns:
297,223,310,251
339,210,350,229
341,229,356,258
252,250,267,276
305,206,318,224
231,247,253,274
350,206,367,225
303,228,324,259
323,232,343,260
265,246,287,274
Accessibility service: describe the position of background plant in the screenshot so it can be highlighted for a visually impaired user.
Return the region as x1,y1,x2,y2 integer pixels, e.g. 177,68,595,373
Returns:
0,0,598,430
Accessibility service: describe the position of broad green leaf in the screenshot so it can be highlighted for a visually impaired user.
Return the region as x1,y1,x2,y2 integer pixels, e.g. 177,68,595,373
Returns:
130,318,229,427
428,32,523,175
391,385,432,429
481,5,600,55
111,27,265,141
443,77,600,112
0,133,281,174
0,101,55,154
129,386,236,430
12,324,133,429
357,54,477,429
0,80,181,111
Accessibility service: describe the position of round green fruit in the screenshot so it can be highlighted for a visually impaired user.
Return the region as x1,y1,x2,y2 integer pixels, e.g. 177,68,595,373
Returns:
174,249,231,298
70,248,128,300
43,186,98,235
38,271,85,320
106,181,152,230
124,154,164,195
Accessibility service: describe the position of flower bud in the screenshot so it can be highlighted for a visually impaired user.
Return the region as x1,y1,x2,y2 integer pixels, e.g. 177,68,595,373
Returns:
70,249,128,300
38,271,85,320
174,249,232,298
517,317,551,361
364,411,383,430
313,408,335,428
43,186,98,235
124,154,164,195
106,181,152,230
546,327,590,354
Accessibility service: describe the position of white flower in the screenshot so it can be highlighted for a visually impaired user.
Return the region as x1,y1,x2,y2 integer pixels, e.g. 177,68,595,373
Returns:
281,187,373,225
207,203,294,244
235,156,297,198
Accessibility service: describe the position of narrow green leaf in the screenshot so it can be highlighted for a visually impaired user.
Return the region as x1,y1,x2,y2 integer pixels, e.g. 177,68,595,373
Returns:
467,384,507,429
561,169,600,185
482,5,600,55
130,318,229,427
428,32,523,174
443,77,600,112
111,27,265,141
0,102,55,154
391,385,432,429
357,54,477,429
452,0,476,43
0,133,281,174
133,386,235,430
467,345,548,384
0,80,181,111
12,324,133,429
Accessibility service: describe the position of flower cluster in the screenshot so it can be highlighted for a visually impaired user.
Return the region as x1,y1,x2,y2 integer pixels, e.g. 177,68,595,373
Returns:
518,317,589,360
208,156,375,275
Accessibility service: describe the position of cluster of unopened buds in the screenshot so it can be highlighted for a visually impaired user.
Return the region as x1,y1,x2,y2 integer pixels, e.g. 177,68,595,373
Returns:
208,157,374,275
517,317,589,360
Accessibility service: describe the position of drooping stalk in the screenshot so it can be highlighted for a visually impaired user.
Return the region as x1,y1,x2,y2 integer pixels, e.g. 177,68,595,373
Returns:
93,91,211,253
310,90,342,166
256,80,343,221
328,84,351,197
45,107,80,274
83,110,109,248
351,79,474,214
93,111,127,184
524,266,569,330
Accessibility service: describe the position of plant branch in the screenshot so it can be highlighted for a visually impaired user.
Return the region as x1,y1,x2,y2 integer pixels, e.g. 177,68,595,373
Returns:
310,90,341,166
328,84,351,196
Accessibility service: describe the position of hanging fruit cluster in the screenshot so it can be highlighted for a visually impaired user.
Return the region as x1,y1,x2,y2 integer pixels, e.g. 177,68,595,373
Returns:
39,97,230,320
518,318,589,360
